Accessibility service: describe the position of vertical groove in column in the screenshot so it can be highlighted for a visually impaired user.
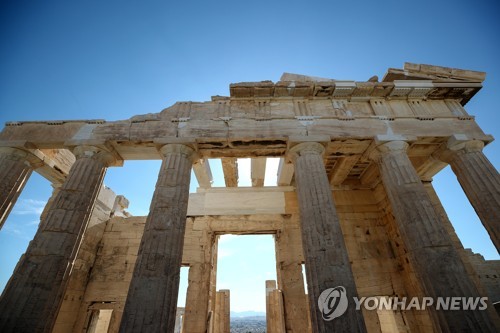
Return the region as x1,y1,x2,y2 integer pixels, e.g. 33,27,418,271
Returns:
120,144,193,333
376,142,498,333
0,148,109,333
450,150,500,251
291,143,367,333
0,148,34,229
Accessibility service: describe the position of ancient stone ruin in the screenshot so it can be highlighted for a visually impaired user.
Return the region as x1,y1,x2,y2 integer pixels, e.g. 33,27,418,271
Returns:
0,63,499,332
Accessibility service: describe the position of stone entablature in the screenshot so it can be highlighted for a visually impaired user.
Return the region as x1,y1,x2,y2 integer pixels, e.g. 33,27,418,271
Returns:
0,63,498,333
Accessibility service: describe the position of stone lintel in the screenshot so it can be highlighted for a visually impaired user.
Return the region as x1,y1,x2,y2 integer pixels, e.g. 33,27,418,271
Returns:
153,137,198,147
221,157,238,187
193,158,213,188
330,155,361,186
251,158,267,187
188,186,293,216
277,158,294,186
0,140,37,149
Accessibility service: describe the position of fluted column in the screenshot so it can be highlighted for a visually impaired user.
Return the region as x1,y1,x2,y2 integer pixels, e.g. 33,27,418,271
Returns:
290,142,367,333
372,140,498,332
0,145,115,333
437,139,499,251
0,147,36,229
120,144,194,333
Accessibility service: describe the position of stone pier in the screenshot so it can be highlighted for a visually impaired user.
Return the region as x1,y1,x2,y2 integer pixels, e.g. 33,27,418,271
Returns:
274,214,310,332
265,280,286,333
213,290,230,333
174,308,184,333
182,223,215,333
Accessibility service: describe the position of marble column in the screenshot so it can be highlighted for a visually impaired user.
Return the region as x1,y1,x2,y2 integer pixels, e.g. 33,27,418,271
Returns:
119,144,194,333
372,140,498,332
290,142,367,333
438,139,499,252
0,145,115,333
0,147,35,229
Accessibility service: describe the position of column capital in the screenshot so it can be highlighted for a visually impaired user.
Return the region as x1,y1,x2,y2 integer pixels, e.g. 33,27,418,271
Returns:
158,143,197,160
0,146,30,161
369,140,409,162
449,140,484,152
0,146,46,169
434,136,486,163
71,145,118,166
288,142,325,162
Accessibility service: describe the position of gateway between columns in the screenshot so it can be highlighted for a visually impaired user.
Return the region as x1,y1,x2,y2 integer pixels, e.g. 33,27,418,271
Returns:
0,63,499,333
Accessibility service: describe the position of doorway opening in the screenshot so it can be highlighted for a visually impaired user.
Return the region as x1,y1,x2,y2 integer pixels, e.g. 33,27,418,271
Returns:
216,234,277,330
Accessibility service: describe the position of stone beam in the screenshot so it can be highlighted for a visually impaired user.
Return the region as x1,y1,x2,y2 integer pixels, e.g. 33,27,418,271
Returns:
35,148,75,183
188,187,293,216
251,157,266,187
189,215,284,236
277,158,294,186
193,158,213,188
0,119,491,164
221,157,238,187
329,155,360,185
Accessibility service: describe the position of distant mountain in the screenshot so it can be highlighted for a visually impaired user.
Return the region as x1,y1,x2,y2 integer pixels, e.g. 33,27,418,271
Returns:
230,310,266,318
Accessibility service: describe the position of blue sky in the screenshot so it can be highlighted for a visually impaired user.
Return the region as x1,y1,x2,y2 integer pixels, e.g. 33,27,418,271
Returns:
0,0,499,313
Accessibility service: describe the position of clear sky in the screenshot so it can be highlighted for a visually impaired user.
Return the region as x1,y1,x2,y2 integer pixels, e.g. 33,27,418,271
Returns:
0,0,499,314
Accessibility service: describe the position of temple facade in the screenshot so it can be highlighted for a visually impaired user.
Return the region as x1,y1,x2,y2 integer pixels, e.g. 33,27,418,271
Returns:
0,63,499,332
